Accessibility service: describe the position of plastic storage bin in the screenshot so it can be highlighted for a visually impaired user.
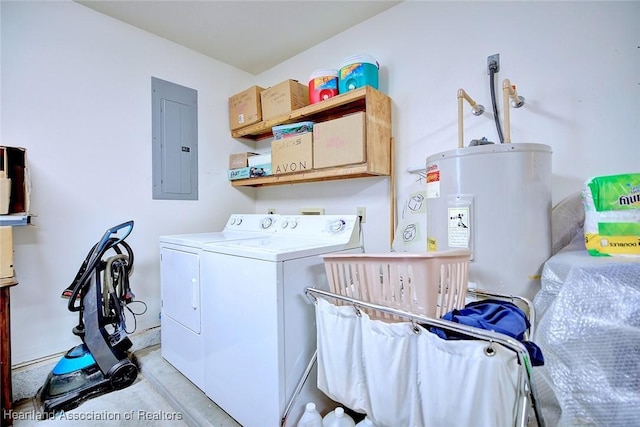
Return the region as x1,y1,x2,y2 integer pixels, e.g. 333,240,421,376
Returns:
309,69,339,104
321,251,471,319
338,54,379,93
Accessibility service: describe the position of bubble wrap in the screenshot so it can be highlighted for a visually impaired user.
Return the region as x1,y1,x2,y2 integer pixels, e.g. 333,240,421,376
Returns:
551,192,584,256
533,241,640,426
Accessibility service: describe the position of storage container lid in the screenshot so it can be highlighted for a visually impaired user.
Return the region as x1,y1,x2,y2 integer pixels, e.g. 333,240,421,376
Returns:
340,54,379,69
309,69,338,81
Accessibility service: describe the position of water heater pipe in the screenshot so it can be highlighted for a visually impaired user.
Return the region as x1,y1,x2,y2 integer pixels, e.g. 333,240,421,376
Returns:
502,79,525,144
457,89,485,148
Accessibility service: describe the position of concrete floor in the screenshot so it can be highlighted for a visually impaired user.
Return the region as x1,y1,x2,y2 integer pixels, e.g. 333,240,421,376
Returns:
10,345,241,427
8,344,545,427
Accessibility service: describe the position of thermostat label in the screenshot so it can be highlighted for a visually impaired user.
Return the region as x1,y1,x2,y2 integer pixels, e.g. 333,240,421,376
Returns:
448,207,470,248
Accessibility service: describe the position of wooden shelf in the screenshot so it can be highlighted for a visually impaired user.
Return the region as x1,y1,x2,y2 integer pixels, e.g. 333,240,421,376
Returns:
0,277,17,288
232,87,369,140
231,164,388,187
230,86,392,188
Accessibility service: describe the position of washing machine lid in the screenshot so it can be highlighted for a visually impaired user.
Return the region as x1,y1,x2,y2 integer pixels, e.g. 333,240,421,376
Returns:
159,230,272,248
203,236,359,262
159,214,281,248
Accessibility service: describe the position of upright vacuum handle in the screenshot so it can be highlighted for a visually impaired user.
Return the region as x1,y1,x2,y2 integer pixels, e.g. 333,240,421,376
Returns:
95,221,134,255
85,221,134,276
64,221,134,311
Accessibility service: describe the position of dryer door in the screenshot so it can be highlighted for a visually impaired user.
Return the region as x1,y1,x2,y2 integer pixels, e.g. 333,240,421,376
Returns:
160,246,200,333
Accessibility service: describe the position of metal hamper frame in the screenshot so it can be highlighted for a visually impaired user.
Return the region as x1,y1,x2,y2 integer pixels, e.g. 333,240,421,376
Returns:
281,287,545,427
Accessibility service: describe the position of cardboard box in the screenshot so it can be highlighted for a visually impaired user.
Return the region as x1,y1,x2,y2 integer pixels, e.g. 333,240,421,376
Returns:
229,86,264,130
0,178,10,215
272,121,314,140
248,153,271,167
0,226,14,279
271,133,313,175
261,80,309,121
227,164,272,181
0,146,29,215
229,152,258,169
312,112,366,169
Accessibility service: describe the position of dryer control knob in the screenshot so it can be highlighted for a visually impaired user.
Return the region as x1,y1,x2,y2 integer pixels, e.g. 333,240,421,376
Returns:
331,219,346,233
261,217,273,229
236,218,243,225
289,220,298,229
281,220,289,229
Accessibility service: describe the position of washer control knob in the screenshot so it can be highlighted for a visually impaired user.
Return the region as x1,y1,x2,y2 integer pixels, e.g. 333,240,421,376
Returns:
331,219,346,233
260,217,273,229
289,220,298,229
281,220,289,229
236,218,243,226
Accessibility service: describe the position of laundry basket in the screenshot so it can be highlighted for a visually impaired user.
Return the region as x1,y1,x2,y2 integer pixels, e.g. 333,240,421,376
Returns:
321,250,471,319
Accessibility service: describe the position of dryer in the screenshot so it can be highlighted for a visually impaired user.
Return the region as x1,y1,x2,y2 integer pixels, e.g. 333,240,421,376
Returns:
201,215,361,427
158,214,279,389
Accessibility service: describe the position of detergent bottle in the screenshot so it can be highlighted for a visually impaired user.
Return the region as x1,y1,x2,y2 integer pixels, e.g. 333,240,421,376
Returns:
322,406,356,427
297,402,323,427
355,416,376,426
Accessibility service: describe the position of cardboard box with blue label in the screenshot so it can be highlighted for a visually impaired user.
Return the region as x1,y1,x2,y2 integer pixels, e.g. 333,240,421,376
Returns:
227,163,272,181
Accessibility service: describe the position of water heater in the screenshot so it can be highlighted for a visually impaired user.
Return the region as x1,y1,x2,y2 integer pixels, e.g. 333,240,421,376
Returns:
426,143,552,300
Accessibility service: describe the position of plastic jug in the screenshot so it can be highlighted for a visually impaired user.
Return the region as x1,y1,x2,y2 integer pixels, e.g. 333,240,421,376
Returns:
355,416,376,426
338,54,379,93
322,406,355,427
297,402,323,427
309,69,339,104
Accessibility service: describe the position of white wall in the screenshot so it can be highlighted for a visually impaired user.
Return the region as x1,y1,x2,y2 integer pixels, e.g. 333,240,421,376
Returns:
2,0,639,365
255,1,640,237
2,0,257,364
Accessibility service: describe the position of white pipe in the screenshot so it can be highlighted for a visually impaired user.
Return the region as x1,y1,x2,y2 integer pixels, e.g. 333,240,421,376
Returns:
407,165,426,174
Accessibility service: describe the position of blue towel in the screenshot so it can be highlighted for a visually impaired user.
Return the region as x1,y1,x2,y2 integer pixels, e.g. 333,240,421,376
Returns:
429,300,544,366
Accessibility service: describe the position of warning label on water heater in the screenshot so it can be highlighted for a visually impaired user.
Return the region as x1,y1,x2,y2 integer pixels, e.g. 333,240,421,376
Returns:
448,207,470,248
426,163,440,199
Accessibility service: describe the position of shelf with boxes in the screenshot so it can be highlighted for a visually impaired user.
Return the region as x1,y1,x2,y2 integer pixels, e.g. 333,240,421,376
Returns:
228,85,392,188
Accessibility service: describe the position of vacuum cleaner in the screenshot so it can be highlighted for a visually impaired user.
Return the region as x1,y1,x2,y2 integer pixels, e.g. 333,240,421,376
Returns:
37,221,145,416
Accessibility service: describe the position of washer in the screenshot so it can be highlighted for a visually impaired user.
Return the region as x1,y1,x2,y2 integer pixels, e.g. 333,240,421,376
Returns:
158,214,279,390
201,215,361,427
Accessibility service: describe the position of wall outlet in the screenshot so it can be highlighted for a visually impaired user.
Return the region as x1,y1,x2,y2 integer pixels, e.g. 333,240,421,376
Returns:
487,53,500,74
357,207,366,223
